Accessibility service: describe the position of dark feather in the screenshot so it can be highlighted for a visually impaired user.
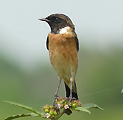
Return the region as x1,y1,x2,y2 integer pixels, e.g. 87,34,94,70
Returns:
64,82,78,100
46,36,49,50
75,37,79,51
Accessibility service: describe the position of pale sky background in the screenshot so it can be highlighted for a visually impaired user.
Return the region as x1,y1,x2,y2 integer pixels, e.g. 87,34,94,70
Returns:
0,0,123,69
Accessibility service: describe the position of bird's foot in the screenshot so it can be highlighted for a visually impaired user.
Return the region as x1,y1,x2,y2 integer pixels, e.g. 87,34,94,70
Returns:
68,97,76,104
53,95,59,107
62,97,76,105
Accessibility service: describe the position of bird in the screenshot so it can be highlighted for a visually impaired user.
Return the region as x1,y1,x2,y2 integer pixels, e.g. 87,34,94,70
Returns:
39,13,79,106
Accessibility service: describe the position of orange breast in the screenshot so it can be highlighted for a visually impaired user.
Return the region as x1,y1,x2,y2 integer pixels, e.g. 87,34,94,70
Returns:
48,33,78,85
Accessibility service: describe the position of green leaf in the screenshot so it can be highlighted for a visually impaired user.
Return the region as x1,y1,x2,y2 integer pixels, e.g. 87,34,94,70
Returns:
83,103,104,110
121,88,123,93
5,113,39,120
4,101,42,116
75,107,91,114
75,103,103,114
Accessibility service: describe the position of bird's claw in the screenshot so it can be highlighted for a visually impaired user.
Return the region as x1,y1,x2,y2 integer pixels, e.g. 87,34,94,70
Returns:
62,97,77,105
53,95,59,107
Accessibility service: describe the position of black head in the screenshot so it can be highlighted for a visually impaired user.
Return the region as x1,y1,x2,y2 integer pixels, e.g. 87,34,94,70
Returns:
39,14,75,34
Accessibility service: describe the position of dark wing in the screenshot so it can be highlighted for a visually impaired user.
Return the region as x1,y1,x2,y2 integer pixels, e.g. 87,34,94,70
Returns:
46,36,49,50
75,37,79,51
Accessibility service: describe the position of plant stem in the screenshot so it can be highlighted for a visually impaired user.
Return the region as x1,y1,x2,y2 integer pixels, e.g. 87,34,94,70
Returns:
52,109,66,120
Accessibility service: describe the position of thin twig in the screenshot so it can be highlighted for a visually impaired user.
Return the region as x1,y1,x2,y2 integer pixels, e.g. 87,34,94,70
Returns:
54,109,66,120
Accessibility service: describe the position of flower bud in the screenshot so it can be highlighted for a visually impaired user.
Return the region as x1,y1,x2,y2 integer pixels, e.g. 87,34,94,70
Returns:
72,103,76,108
45,109,49,113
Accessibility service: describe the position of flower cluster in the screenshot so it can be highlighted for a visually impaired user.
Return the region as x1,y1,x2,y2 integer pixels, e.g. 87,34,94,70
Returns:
42,97,82,119
43,104,58,118
55,97,82,110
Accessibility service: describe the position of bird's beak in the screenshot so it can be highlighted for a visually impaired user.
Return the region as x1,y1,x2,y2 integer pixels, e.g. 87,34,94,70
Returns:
38,18,49,22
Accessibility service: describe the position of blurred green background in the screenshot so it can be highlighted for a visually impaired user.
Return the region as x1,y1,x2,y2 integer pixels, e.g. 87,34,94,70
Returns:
0,0,123,120
1,44,123,120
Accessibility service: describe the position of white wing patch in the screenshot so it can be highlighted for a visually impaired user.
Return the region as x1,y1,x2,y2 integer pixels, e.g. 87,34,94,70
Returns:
59,26,70,34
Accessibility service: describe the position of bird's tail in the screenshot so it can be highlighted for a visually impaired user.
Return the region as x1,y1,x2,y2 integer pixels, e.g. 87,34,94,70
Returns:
64,81,78,100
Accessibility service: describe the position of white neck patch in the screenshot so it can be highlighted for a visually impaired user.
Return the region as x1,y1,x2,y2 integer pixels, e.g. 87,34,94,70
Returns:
59,26,70,34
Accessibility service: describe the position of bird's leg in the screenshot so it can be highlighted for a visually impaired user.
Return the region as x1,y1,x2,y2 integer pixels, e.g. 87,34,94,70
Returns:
68,71,77,103
68,77,74,104
70,81,72,98
53,79,62,107
62,72,76,105
54,80,61,98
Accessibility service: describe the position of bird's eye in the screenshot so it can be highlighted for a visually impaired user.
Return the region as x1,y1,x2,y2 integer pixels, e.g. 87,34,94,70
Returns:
55,17,60,22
